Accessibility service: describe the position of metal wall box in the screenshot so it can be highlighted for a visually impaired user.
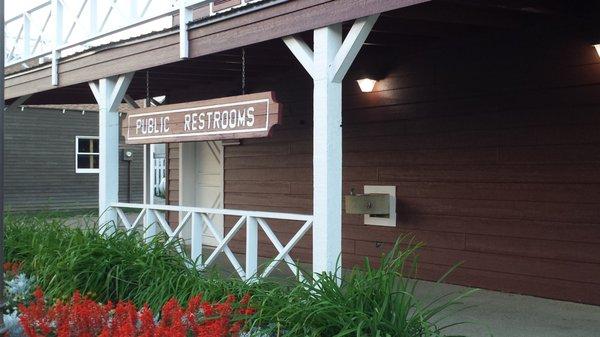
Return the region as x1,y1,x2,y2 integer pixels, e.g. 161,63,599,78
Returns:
345,193,390,215
364,185,396,227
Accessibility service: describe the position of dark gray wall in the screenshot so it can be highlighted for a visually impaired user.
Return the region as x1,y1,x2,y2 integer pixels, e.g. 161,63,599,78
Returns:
4,107,143,211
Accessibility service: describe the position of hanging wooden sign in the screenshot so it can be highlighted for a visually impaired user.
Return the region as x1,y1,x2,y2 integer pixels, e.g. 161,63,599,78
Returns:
123,92,281,144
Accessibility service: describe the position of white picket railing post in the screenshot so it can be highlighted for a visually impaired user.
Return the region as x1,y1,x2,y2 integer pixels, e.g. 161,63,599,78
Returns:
245,216,258,281
144,207,157,241
191,212,204,268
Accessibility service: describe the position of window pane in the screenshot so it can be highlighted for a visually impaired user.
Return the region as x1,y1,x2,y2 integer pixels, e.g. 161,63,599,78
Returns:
78,139,91,153
92,139,99,153
91,155,99,169
77,154,90,168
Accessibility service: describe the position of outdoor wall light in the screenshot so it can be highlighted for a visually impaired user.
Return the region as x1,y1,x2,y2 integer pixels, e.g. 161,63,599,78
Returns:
594,44,600,58
356,78,377,93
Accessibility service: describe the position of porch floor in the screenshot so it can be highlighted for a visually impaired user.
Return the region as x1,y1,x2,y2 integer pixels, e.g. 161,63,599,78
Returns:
415,281,600,337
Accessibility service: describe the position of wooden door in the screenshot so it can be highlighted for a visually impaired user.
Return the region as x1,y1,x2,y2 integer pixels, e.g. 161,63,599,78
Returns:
195,141,224,246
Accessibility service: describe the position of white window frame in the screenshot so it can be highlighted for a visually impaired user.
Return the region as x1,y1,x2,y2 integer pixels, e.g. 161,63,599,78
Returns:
75,136,100,174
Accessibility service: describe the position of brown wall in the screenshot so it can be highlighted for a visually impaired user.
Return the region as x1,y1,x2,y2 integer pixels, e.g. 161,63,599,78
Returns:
168,33,600,305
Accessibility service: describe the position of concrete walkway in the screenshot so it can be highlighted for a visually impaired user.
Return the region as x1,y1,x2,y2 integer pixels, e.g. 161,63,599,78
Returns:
416,281,600,337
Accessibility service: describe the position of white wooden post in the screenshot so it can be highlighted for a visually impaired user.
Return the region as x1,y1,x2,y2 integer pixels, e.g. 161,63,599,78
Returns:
179,142,199,248
51,0,63,86
143,144,158,240
179,0,193,58
245,216,258,281
312,24,343,277
89,73,134,234
284,15,379,278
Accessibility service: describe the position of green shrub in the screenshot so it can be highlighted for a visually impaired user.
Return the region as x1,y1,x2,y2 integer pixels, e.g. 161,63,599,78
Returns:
4,213,258,310
5,214,473,336
249,240,474,337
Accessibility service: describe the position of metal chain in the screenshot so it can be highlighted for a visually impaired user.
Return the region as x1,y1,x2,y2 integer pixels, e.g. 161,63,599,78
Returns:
241,48,246,95
146,70,150,107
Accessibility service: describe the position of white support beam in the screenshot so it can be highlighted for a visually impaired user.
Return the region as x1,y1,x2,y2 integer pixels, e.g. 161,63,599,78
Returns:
108,74,134,111
312,24,343,278
179,0,193,58
330,14,379,83
283,35,315,79
88,73,134,234
283,16,377,279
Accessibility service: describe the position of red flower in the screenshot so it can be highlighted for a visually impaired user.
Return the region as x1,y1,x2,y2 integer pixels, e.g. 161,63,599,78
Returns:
18,289,256,337
3,261,22,276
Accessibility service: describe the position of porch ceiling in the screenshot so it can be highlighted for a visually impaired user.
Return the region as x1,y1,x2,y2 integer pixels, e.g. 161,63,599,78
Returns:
12,0,600,106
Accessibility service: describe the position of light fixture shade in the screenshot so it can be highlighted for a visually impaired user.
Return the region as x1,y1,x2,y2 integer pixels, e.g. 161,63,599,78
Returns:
357,78,377,93
594,44,600,58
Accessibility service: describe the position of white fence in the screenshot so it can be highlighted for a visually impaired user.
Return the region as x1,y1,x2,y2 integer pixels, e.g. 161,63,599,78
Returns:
111,202,314,282
5,0,268,84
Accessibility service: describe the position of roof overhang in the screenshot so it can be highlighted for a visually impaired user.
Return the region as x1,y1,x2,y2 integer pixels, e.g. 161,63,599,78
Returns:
4,0,430,100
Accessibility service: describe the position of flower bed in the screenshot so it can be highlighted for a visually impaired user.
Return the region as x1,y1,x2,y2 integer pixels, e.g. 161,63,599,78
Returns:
18,289,254,337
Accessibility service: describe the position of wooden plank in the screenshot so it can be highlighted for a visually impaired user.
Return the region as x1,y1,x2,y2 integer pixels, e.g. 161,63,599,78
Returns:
466,234,600,264
354,241,600,284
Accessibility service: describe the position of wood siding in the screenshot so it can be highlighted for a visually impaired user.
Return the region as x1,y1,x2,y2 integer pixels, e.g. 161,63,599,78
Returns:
4,108,143,211
168,33,600,305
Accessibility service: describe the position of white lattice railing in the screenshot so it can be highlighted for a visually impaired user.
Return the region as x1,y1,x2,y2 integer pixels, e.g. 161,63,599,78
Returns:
111,202,313,282
153,157,166,197
5,0,267,84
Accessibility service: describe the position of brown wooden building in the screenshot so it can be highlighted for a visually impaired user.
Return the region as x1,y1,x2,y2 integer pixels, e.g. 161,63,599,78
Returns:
5,0,600,305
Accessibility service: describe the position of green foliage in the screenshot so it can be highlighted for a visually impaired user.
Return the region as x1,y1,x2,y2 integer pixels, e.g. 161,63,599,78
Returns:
5,214,474,336
250,240,475,337
4,213,257,311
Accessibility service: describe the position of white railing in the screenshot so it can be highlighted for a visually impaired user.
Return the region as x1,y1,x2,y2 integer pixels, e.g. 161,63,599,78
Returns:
111,202,314,282
5,0,267,84
153,157,166,197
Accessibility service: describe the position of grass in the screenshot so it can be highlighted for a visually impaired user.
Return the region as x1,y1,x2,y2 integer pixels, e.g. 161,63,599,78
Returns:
5,213,474,336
